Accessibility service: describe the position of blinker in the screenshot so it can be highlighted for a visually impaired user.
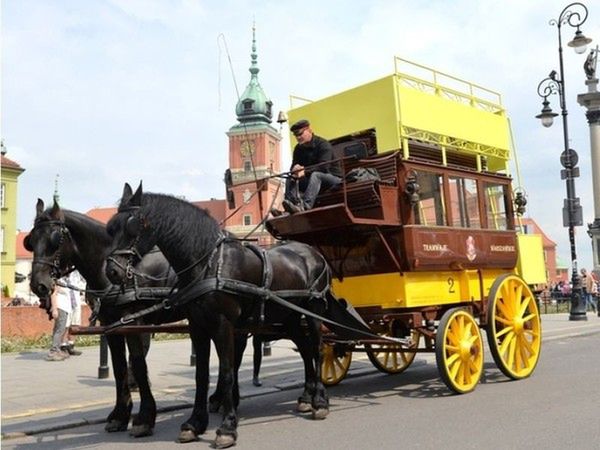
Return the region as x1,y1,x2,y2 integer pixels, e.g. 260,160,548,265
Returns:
49,230,62,248
126,215,142,237
24,234,33,252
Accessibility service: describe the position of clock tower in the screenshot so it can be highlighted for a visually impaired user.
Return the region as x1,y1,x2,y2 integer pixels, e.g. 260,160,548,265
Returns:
224,26,283,246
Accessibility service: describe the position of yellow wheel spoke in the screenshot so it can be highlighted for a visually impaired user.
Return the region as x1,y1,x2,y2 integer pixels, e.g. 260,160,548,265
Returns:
520,335,534,352
495,325,513,338
518,295,532,317
495,316,512,326
507,335,517,368
522,313,537,323
446,352,460,366
496,298,511,318
499,330,515,355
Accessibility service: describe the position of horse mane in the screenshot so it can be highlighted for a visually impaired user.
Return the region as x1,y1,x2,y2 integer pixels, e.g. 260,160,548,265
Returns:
141,193,222,260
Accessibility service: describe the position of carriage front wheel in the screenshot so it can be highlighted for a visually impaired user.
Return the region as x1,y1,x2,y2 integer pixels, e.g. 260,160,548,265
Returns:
435,308,484,394
486,274,541,380
365,330,420,374
321,342,353,386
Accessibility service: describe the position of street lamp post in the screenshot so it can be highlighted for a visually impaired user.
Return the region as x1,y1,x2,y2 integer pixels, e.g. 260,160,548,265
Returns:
536,2,593,321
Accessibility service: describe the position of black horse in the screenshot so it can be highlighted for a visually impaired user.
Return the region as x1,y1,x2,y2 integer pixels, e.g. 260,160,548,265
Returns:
105,183,331,448
25,199,183,437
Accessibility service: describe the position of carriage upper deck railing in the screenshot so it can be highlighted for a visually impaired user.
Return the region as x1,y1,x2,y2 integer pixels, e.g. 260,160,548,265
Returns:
287,56,513,174
393,57,505,114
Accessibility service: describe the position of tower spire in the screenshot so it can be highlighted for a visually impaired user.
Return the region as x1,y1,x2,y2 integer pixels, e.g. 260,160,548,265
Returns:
234,24,273,124
53,174,60,204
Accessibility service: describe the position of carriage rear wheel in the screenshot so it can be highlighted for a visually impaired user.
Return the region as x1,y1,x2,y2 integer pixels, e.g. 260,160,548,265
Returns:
486,274,541,380
365,330,420,374
435,308,483,394
321,342,353,386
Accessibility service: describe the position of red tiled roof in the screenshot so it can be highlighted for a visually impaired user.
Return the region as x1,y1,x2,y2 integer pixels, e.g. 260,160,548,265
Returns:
16,231,32,259
85,207,117,224
85,199,227,225
1,154,24,171
192,199,227,224
519,217,556,247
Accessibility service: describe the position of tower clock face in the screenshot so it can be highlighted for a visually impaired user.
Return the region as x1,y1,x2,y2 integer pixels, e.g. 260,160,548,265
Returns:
240,140,255,157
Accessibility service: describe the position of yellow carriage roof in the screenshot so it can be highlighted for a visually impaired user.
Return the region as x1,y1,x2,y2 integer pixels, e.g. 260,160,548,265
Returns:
288,57,512,174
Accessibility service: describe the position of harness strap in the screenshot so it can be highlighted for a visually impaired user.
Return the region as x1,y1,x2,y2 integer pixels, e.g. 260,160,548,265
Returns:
243,242,274,324
104,275,410,345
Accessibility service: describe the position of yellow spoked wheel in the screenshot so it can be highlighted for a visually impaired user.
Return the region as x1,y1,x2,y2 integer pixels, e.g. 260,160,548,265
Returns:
435,308,484,394
365,330,420,374
486,274,541,380
321,342,353,386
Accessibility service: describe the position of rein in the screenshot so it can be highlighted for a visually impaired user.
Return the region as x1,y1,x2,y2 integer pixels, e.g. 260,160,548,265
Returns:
105,236,411,346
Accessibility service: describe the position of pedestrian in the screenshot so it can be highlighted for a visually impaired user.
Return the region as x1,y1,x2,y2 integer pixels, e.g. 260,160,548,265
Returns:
60,272,83,356
274,119,342,215
46,275,72,361
580,268,597,313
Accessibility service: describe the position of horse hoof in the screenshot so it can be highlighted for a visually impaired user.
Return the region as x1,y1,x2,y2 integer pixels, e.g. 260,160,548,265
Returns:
252,377,262,387
105,420,128,432
130,424,153,438
296,401,312,413
178,429,199,443
215,434,237,449
312,408,329,420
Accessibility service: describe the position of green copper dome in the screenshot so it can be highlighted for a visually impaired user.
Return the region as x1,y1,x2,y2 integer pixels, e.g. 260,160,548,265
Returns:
235,26,273,124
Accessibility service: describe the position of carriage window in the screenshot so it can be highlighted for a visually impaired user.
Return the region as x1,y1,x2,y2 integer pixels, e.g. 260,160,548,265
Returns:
243,214,252,226
449,176,480,228
413,171,446,226
483,182,508,230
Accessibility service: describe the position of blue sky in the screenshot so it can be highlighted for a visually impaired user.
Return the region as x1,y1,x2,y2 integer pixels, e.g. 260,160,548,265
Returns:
2,0,600,272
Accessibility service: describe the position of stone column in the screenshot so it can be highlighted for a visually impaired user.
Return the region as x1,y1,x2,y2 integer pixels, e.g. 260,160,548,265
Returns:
578,76,600,271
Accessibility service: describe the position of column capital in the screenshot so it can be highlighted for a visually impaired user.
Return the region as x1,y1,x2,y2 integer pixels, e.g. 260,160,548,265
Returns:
586,109,600,125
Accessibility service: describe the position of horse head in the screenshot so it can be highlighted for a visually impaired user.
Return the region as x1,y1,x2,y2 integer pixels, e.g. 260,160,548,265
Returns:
26,198,73,302
106,182,156,285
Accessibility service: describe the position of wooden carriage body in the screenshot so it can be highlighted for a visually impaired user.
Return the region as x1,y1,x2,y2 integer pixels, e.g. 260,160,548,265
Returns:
266,57,546,391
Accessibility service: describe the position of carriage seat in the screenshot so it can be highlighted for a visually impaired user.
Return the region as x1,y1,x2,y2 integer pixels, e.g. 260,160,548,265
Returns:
314,151,400,221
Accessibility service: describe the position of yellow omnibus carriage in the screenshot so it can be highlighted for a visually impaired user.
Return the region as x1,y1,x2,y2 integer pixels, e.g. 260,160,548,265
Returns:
266,57,546,394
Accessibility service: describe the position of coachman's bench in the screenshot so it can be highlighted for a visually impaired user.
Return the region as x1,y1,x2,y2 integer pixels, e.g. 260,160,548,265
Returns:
314,151,400,221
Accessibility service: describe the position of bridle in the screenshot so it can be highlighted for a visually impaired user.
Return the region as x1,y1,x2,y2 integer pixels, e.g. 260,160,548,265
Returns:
107,206,228,284
29,220,75,282
106,207,147,280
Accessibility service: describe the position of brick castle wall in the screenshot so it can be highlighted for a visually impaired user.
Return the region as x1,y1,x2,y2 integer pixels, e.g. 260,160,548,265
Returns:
1,305,92,338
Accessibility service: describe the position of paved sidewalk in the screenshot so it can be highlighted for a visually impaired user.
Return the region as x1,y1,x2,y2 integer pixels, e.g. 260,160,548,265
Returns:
2,312,599,439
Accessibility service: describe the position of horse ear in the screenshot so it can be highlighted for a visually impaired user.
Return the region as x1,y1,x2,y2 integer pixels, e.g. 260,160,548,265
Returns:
119,182,134,208
122,183,133,200
35,198,45,218
50,199,64,221
130,181,143,207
